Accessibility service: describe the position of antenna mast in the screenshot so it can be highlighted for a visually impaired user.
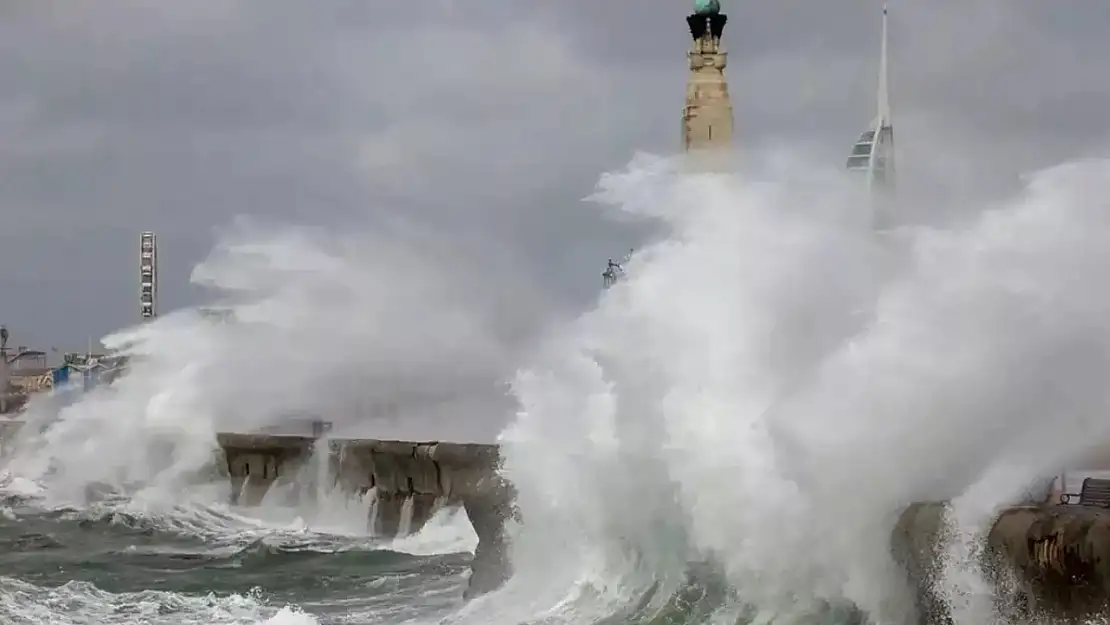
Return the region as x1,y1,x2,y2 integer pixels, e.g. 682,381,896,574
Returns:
602,249,634,289
877,3,890,126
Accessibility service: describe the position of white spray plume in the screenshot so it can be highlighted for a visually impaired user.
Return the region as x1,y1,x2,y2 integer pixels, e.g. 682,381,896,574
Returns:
491,152,1110,624
7,146,1110,625
5,217,537,504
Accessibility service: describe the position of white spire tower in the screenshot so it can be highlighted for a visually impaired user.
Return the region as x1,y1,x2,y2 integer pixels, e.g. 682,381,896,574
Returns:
876,2,891,131
846,3,896,229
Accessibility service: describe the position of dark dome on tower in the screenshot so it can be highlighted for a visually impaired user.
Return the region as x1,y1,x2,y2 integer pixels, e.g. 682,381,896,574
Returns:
693,0,721,15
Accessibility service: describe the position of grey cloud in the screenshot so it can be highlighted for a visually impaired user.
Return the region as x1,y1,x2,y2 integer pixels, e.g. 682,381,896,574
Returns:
0,0,1107,353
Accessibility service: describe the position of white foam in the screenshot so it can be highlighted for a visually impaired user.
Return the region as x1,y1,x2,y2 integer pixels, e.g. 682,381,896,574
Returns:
1,219,525,516
256,607,320,625
387,505,477,557
0,577,311,625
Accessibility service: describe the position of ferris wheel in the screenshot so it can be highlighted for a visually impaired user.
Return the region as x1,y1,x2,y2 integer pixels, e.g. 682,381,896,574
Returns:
140,232,158,320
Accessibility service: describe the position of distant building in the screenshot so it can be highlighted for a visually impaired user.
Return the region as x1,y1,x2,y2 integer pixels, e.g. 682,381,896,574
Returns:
61,352,127,390
0,332,52,413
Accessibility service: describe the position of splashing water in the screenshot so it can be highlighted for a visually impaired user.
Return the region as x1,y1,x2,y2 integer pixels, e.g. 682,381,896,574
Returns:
480,153,1110,625
4,152,1110,624
0,577,320,625
0,218,505,622
2,218,529,508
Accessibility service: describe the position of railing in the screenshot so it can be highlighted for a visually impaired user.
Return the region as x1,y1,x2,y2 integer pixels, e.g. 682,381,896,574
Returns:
1079,478,1110,507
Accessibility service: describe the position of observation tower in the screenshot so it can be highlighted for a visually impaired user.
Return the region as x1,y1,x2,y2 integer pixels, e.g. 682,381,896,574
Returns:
845,3,896,229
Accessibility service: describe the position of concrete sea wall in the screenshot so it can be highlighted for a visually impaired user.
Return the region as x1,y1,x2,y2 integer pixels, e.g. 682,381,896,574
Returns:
894,501,1110,623
216,433,514,598
9,419,1110,610
0,421,513,598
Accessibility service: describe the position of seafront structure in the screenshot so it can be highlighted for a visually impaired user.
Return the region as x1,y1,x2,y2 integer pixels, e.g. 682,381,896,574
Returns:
682,0,733,153
0,327,122,411
140,231,158,320
600,0,736,285
846,3,896,229
601,249,633,289
217,433,512,598
0,232,156,412
0,328,51,414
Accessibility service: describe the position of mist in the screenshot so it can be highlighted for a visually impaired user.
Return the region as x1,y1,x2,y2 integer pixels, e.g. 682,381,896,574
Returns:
490,150,1110,624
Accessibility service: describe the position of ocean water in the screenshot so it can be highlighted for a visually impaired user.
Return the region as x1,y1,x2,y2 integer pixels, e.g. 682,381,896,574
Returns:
0,490,476,625
4,152,1110,624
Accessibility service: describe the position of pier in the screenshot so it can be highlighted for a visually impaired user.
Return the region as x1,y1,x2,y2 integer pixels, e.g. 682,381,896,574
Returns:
216,423,1110,614
8,418,1110,610
0,421,513,598
216,430,513,599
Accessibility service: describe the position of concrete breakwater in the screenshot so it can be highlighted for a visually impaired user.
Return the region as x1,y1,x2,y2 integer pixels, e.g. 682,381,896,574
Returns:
894,501,1110,623
220,434,1110,615
0,420,513,598
217,432,514,598
7,417,1110,612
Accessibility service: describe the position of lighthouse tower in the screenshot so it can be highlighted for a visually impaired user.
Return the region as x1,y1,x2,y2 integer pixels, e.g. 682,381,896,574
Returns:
682,0,733,153
600,1,736,286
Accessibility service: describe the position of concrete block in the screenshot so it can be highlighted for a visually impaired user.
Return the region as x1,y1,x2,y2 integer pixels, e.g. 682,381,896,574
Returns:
463,491,514,600
370,450,404,493
373,491,404,537
408,493,438,535
216,433,516,598
335,446,373,493
396,453,440,495
895,501,1110,622
424,442,499,469
371,440,417,457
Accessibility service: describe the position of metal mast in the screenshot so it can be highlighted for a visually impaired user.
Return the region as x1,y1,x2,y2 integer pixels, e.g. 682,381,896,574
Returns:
602,249,633,289
140,232,158,320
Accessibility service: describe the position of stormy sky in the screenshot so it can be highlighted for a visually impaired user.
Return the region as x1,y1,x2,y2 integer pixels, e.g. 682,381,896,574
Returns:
1,0,1108,351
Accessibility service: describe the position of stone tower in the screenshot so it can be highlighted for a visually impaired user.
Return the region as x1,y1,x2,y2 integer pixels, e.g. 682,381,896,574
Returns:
682,1,733,153
846,3,896,229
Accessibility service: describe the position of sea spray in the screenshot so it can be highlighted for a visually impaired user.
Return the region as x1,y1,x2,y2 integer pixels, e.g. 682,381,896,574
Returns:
493,153,1110,624
1,219,527,511
5,149,1110,624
